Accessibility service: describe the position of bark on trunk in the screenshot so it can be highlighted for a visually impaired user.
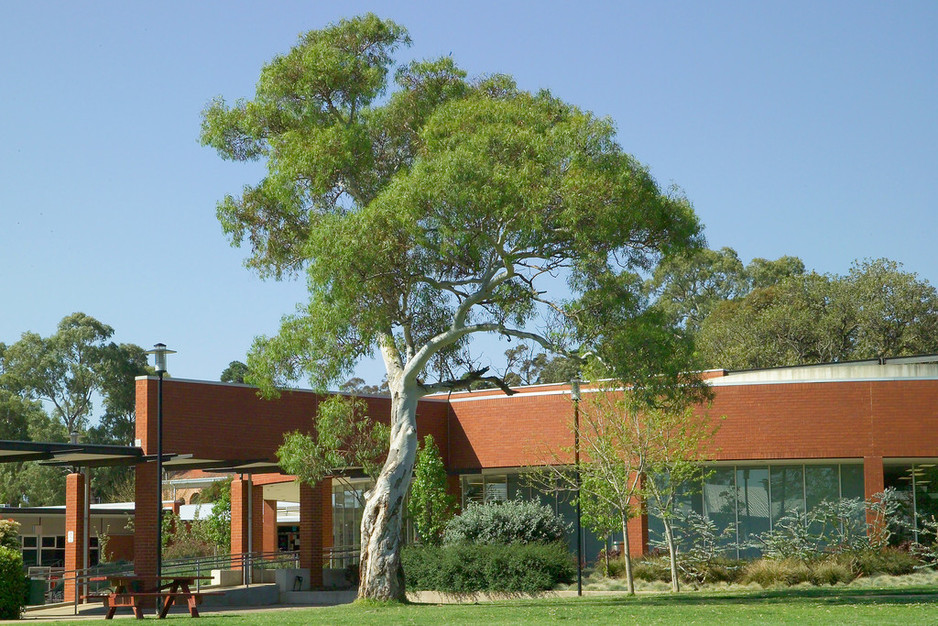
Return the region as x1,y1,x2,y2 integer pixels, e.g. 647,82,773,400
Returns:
621,516,635,595
357,385,418,601
664,520,681,593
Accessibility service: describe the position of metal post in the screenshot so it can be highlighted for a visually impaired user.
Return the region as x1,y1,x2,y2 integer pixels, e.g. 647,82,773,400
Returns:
571,379,583,597
156,368,163,614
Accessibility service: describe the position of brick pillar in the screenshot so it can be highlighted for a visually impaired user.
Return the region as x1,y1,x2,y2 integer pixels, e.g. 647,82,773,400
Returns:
299,478,329,588
133,462,158,581
864,456,887,537
627,514,649,557
230,477,251,568
626,472,648,556
262,499,278,554
251,484,264,557
64,472,85,603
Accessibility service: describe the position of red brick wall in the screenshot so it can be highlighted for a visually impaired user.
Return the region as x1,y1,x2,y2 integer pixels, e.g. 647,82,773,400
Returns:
135,378,450,463
105,535,135,563
446,379,938,467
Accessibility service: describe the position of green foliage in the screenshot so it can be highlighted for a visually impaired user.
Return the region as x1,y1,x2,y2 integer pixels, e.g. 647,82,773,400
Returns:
220,361,249,384
698,258,938,369
852,547,919,576
650,510,736,585
0,545,25,619
0,519,20,551
810,560,855,586
203,479,232,552
617,555,744,585
402,542,574,593
407,436,455,546
203,13,703,597
277,395,389,488
754,490,903,560
1,312,115,434
162,511,217,559
202,13,702,398
443,499,569,546
741,558,813,587
617,556,670,582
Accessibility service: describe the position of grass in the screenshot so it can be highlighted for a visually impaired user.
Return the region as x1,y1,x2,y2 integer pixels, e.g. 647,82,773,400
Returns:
41,585,938,625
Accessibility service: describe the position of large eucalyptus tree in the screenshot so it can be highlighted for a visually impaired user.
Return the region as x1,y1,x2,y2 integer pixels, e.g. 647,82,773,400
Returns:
201,14,702,600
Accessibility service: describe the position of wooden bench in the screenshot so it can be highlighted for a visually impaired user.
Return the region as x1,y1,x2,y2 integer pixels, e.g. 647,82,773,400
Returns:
85,575,217,619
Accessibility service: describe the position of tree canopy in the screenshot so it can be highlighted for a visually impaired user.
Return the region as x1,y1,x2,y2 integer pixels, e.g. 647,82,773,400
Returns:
693,257,938,369
202,14,704,600
0,313,149,505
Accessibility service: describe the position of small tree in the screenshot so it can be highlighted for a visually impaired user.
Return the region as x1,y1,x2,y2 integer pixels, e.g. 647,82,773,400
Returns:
407,435,455,546
640,403,716,593
277,395,389,502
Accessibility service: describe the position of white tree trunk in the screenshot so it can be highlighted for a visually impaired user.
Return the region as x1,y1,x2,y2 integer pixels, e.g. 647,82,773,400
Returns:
664,520,681,593
357,383,419,601
620,515,635,595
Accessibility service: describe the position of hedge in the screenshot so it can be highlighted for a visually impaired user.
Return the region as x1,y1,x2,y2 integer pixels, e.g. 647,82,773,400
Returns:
402,542,574,593
0,546,25,619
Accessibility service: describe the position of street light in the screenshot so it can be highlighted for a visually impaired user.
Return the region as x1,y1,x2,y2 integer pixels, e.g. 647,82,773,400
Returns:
145,343,175,588
570,377,582,597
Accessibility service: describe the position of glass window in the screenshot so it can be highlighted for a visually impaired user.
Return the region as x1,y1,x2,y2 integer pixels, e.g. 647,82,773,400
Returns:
915,464,938,524
704,467,738,554
805,465,840,510
841,464,864,501
484,476,508,503
736,467,770,558
462,476,484,507
883,464,916,543
770,465,804,524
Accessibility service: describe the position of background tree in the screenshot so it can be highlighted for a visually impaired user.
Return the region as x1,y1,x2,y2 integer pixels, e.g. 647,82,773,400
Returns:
202,14,702,600
407,435,456,546
220,361,249,384
1,312,113,435
647,247,748,333
697,258,938,369
340,377,390,396
0,352,69,506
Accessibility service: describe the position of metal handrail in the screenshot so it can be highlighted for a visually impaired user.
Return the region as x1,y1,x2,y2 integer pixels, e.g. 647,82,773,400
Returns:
26,549,308,614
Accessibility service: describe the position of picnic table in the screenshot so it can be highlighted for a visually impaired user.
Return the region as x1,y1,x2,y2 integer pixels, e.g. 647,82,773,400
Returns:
85,575,213,619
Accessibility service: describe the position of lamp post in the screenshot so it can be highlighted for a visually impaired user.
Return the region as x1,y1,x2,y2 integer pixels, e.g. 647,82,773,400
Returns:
571,377,583,597
145,343,175,589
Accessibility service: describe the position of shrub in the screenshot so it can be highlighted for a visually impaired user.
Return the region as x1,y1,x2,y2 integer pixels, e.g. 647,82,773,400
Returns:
402,542,574,593
811,560,855,586
443,499,569,546
741,558,811,587
624,557,670,582
652,510,736,585
0,520,19,551
0,545,25,619
853,547,919,576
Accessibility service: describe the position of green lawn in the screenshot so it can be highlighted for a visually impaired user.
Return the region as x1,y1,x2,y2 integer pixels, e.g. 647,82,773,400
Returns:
42,587,938,625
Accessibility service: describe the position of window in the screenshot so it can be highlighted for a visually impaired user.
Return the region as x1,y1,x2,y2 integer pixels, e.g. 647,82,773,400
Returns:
460,474,507,507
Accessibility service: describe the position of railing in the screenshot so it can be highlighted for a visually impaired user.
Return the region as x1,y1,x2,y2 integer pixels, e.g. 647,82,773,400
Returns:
325,545,360,570
24,550,302,613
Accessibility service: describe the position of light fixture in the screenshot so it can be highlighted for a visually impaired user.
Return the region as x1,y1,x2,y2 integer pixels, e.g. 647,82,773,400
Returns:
145,342,176,602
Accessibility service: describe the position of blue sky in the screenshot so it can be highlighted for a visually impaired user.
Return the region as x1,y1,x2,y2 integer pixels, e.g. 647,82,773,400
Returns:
1,1,935,391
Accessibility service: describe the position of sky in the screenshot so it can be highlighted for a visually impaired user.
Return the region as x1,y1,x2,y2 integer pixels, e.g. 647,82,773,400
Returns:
1,1,936,394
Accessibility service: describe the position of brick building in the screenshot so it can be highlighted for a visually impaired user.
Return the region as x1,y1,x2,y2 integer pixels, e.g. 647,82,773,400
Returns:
124,354,938,584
